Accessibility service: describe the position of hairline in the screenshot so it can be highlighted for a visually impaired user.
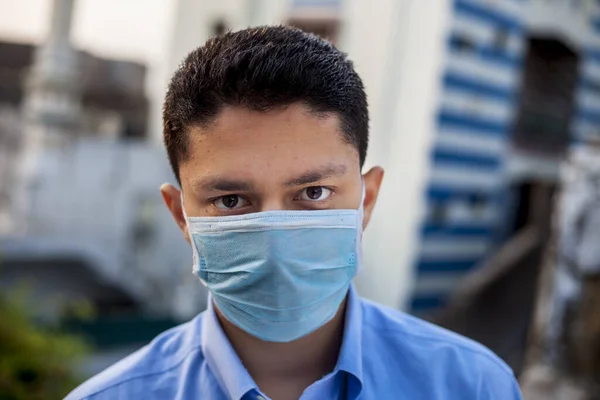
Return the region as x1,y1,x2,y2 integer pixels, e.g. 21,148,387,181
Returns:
174,101,358,167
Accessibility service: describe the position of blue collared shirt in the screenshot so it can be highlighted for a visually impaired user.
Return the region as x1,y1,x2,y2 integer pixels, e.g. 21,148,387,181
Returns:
66,285,522,399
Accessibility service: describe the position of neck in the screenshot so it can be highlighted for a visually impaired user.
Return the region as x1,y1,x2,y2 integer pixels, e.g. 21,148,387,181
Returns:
215,297,347,397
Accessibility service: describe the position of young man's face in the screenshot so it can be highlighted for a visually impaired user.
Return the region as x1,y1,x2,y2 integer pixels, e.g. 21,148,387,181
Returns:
161,102,383,240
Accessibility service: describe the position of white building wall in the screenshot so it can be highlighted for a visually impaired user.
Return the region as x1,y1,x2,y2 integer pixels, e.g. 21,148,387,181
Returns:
526,0,594,52
342,0,453,309
2,140,208,319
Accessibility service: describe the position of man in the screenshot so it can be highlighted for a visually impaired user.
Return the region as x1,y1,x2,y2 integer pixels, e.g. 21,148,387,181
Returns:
66,26,522,400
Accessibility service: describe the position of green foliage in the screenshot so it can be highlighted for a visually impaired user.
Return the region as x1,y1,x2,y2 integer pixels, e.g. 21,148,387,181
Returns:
0,288,91,400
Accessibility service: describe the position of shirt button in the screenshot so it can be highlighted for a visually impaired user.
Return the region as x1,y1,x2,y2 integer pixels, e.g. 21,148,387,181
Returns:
256,396,266,400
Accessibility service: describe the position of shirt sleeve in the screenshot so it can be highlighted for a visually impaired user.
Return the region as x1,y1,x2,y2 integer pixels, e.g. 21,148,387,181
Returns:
477,371,523,400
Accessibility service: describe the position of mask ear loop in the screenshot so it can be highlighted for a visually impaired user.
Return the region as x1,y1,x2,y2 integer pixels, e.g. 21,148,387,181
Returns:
356,180,366,274
181,194,208,287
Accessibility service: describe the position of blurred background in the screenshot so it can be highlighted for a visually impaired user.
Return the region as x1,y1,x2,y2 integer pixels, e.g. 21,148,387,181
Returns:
0,0,599,398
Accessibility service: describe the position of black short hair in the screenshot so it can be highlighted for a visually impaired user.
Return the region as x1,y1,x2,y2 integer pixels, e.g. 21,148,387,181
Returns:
162,25,369,184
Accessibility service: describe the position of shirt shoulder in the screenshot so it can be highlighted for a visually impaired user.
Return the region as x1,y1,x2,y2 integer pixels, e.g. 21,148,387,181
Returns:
65,314,206,400
359,298,522,399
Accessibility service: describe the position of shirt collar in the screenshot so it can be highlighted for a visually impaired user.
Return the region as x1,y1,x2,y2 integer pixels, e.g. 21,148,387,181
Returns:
334,284,364,394
201,297,258,400
201,284,364,399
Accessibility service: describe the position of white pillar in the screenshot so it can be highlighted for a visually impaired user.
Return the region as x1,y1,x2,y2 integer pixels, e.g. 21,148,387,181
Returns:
16,0,80,234
343,0,452,308
47,0,75,43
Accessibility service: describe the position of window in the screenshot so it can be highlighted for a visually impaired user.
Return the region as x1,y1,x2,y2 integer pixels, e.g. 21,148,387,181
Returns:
430,202,447,225
131,196,158,249
493,28,509,53
511,38,580,155
452,34,476,53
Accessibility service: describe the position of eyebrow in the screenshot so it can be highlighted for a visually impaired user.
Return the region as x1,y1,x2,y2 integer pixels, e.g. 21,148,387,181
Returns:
193,163,348,193
284,164,348,187
193,177,255,192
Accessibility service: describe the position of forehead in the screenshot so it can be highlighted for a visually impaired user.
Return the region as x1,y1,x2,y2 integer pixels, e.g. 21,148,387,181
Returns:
179,103,360,185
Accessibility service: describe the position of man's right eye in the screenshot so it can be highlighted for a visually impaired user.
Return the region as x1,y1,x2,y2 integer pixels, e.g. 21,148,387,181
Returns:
214,195,249,210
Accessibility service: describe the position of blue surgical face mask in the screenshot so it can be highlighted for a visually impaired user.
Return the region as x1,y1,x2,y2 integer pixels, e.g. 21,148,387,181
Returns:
183,187,364,342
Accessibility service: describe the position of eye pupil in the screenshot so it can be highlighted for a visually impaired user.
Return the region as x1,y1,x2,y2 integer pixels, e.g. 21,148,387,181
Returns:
222,195,239,208
307,187,323,200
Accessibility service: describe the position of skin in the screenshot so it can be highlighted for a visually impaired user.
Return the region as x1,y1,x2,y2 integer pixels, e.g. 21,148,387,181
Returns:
161,102,384,400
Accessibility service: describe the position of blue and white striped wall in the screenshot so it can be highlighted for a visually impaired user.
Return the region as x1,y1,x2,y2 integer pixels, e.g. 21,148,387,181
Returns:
572,4,600,149
410,0,528,312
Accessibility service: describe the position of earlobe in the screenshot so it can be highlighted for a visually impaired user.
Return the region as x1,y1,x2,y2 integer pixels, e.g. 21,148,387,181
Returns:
160,183,191,244
361,166,384,229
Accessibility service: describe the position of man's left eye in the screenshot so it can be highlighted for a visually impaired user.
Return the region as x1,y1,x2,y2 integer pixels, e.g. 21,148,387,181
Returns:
298,187,332,201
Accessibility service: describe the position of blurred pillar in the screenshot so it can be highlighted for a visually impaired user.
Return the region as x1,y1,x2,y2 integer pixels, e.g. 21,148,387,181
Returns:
47,0,76,43
14,0,80,234
24,0,80,138
520,143,600,399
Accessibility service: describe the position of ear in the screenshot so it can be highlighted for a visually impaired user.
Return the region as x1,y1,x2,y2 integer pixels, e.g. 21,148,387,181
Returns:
361,166,384,230
160,183,191,244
